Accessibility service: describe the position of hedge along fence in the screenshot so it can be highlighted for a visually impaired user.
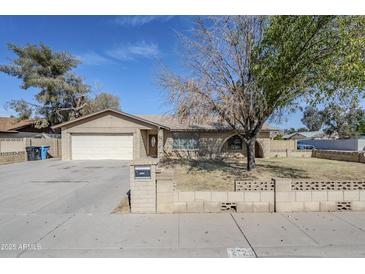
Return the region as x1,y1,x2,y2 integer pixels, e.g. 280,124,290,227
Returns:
154,175,365,214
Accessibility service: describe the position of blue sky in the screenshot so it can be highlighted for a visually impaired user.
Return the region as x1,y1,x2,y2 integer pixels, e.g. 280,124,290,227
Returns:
0,15,304,129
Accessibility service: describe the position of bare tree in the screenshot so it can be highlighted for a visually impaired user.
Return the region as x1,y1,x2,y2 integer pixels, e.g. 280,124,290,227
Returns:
84,92,121,114
159,16,365,170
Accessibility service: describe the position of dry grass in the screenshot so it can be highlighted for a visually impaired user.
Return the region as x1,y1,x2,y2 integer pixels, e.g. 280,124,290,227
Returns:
161,158,365,191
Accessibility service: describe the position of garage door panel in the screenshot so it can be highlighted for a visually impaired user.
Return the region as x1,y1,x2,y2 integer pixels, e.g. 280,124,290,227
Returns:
71,134,133,160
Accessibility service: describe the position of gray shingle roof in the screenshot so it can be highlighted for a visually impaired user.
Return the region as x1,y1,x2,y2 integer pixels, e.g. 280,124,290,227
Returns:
283,131,325,139
136,114,276,131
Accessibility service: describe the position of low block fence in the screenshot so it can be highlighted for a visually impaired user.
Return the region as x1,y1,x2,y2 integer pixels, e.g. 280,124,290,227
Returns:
268,150,312,158
0,151,27,164
129,159,365,213
164,180,365,213
0,137,61,164
312,149,365,163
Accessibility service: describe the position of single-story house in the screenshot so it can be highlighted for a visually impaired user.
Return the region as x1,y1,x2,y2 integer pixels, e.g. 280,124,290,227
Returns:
53,109,278,161
283,130,328,140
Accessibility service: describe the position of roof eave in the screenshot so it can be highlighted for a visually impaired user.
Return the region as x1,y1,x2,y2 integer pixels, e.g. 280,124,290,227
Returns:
170,128,277,132
7,122,35,131
52,109,170,130
0,130,18,133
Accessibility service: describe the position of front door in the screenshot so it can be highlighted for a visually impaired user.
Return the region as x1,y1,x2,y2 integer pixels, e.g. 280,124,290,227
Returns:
149,134,158,157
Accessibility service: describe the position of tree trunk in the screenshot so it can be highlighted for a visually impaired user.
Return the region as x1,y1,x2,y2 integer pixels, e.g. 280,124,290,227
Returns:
246,140,256,171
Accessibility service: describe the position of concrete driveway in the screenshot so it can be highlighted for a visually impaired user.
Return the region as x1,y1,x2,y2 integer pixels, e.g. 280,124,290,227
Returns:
1,159,365,258
0,159,130,215
0,159,131,257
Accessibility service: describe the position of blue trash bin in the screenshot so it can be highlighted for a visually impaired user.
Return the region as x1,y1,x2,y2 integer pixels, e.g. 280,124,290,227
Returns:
40,146,50,160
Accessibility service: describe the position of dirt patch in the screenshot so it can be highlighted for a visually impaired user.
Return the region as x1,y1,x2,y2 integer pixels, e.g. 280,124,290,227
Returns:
112,196,130,214
161,157,365,191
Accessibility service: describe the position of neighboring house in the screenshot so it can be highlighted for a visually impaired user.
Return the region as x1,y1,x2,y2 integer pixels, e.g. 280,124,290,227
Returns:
53,109,278,161
0,117,59,138
283,130,328,140
0,129,18,134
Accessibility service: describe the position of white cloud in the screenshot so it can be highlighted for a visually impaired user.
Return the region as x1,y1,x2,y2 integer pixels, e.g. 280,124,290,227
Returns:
77,52,111,66
106,41,159,61
112,16,174,27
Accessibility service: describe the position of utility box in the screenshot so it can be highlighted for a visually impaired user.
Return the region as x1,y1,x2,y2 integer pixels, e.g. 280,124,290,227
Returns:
129,159,159,213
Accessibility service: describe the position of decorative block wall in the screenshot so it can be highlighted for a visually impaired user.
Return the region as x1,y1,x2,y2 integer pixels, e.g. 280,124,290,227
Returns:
235,180,274,191
0,151,26,164
130,160,365,214
154,177,365,214
291,181,365,191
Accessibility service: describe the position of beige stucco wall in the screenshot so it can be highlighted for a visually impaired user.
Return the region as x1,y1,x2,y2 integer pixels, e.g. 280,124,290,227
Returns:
0,138,25,153
162,130,271,159
60,112,157,160
313,149,365,163
0,138,61,158
270,140,297,152
59,111,277,161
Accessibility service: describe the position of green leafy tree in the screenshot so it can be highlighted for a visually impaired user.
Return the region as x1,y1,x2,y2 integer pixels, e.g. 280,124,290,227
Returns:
160,16,365,170
322,98,365,138
301,106,324,131
273,134,283,140
5,99,33,120
284,128,297,134
0,43,90,127
297,127,309,132
357,117,365,135
356,115,365,135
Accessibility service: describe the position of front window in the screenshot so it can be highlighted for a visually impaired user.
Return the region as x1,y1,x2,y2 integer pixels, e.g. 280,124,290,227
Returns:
227,135,242,151
172,133,199,150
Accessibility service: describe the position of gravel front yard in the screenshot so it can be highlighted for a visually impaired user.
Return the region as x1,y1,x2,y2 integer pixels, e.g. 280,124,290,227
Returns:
161,157,365,191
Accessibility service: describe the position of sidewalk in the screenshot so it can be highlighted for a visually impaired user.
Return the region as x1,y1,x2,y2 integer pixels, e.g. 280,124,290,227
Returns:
1,212,365,257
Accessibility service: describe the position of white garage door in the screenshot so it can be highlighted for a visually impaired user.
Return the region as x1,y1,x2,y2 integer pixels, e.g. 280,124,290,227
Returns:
71,134,134,160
